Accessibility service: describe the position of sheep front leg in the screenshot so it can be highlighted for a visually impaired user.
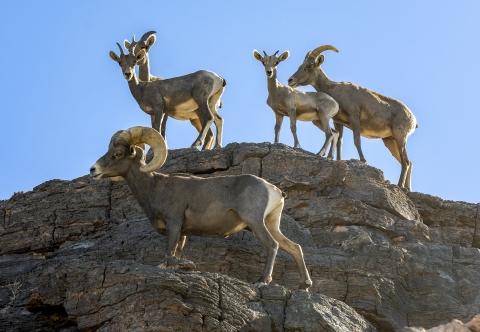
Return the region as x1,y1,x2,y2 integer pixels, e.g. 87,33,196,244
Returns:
334,122,344,161
165,223,181,258
274,113,283,143
348,112,367,163
287,109,301,149
161,225,195,271
152,100,166,134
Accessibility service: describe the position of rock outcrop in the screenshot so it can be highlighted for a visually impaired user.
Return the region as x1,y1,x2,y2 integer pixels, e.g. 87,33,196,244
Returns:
1,142,479,331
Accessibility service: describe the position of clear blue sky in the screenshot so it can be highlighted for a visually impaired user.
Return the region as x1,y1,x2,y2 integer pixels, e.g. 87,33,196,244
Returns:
1,1,480,203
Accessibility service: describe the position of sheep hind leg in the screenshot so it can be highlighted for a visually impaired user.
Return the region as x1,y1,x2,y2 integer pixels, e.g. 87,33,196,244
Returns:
191,92,214,148
264,204,312,290
240,213,279,285
312,118,337,160
208,90,224,148
396,137,412,191
190,118,214,150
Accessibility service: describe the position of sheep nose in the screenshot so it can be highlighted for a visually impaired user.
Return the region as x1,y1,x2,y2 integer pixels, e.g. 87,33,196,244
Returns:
124,72,131,79
288,78,293,83
266,70,272,76
90,166,95,173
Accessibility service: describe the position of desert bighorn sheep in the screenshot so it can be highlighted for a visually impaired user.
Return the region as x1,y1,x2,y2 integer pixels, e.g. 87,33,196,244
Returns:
288,45,417,190
109,43,225,149
253,50,339,159
89,126,313,290
124,31,217,150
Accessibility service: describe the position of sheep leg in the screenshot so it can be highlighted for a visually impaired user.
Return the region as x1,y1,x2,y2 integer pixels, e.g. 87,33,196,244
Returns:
190,117,214,150
394,136,412,191
382,136,412,190
174,236,186,258
160,116,168,139
348,113,367,163
165,223,182,258
334,122,344,161
264,204,312,290
287,109,301,149
152,101,166,134
240,213,279,285
274,113,283,143
208,91,224,148
191,93,214,148
312,118,337,159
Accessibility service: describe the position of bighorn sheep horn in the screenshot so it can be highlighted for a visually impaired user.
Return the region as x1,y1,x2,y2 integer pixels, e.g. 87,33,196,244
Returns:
274,50,279,56
140,30,157,41
116,43,125,55
117,126,167,173
263,50,267,57
309,45,339,59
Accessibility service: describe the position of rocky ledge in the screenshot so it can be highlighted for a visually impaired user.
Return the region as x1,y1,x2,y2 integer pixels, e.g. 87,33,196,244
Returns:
1,142,479,331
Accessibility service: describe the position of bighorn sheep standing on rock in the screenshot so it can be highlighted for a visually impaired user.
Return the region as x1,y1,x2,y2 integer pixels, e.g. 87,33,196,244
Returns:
110,43,225,149
124,31,217,150
288,45,417,190
253,50,339,159
90,126,313,290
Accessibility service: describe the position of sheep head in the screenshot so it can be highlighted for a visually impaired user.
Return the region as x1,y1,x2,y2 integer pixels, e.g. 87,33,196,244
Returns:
109,43,146,81
124,31,156,65
253,50,289,78
90,126,167,181
288,45,338,88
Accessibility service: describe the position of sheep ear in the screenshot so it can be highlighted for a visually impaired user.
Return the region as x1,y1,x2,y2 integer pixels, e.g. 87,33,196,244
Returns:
315,55,324,67
145,35,156,50
128,145,137,159
124,40,131,49
253,50,263,62
109,51,120,62
278,51,289,62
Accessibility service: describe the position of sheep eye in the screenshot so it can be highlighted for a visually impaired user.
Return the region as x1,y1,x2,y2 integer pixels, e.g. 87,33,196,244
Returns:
115,152,123,158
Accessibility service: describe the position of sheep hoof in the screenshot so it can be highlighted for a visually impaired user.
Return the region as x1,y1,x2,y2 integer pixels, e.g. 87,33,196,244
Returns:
299,279,313,291
159,256,196,271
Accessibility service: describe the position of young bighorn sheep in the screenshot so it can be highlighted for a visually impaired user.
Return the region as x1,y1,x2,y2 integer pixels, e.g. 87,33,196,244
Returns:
109,44,225,149
288,45,417,190
124,31,217,150
253,50,339,159
90,126,312,290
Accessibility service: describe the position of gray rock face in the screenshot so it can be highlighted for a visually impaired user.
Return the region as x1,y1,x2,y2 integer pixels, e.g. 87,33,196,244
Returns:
1,142,479,331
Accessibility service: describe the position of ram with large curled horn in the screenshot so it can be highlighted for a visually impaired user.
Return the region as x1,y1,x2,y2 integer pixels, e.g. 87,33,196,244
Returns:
288,45,418,191
90,126,313,290
123,31,219,150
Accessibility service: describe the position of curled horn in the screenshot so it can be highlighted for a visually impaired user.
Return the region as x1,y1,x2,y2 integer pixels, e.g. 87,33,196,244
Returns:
140,30,157,42
116,43,125,55
117,126,167,173
309,45,338,59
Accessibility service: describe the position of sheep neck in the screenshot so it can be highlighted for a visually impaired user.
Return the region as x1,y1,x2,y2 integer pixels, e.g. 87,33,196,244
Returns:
311,68,335,92
138,54,151,82
123,164,157,219
266,71,281,99
127,74,144,103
